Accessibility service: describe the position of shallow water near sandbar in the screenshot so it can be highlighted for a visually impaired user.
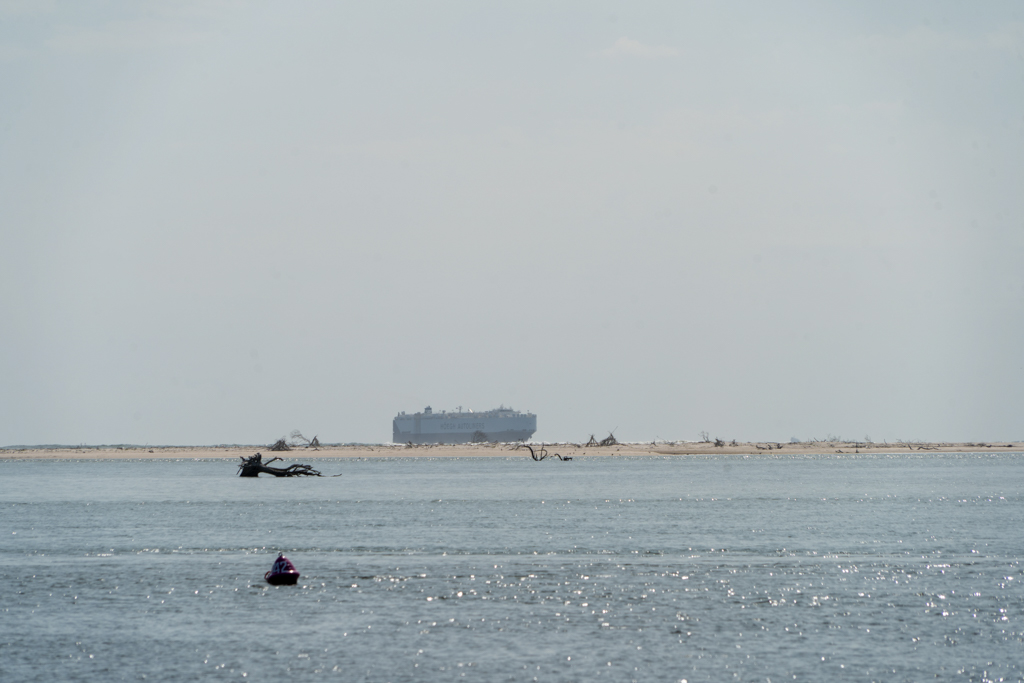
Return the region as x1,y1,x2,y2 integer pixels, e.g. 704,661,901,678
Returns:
1,452,1022,681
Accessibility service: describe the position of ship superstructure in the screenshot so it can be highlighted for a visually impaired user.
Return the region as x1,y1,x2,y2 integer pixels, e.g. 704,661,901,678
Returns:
392,405,536,444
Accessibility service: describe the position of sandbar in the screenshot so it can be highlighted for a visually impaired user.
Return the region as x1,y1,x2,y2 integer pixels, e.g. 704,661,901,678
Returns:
1,440,1019,460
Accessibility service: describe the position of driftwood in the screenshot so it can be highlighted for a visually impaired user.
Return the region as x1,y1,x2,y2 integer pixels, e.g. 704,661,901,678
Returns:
238,452,324,477
276,431,320,449
586,432,618,447
521,444,571,461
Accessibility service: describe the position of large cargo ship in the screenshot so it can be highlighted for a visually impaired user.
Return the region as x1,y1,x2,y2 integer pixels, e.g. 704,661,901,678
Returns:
393,405,537,444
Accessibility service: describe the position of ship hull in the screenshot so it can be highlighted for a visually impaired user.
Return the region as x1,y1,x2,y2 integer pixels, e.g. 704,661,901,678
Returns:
392,429,535,445
392,408,536,444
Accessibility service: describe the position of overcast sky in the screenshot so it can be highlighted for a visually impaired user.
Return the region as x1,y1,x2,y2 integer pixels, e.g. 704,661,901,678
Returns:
2,1,1022,446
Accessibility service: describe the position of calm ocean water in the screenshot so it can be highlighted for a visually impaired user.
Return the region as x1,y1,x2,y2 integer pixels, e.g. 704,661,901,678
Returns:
1,452,1022,682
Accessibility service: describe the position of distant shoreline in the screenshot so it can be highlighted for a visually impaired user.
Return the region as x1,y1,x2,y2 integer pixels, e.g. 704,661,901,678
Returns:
1,441,1019,460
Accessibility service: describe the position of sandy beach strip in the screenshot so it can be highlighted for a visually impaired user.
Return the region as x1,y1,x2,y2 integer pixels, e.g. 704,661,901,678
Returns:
1,441,1020,460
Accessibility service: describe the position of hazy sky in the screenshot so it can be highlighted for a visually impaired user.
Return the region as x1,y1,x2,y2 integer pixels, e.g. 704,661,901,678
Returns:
2,1,1023,445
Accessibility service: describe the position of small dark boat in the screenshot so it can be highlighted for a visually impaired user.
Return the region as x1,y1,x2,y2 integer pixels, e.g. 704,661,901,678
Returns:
265,553,300,585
